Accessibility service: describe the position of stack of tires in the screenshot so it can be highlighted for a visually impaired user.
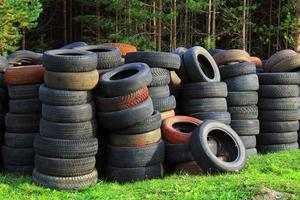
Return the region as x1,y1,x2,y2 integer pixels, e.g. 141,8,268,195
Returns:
125,52,181,120
33,49,99,190
75,45,122,75
162,116,202,174
176,47,230,124
3,65,44,174
214,50,259,157
257,73,300,153
96,63,165,182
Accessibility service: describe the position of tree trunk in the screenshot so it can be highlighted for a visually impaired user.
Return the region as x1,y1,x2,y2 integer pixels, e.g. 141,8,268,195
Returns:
157,0,162,51
248,0,252,54
22,29,26,50
96,2,101,42
212,0,216,49
242,0,247,50
171,0,177,51
153,1,157,48
268,0,273,57
207,0,212,48
295,0,300,52
69,0,72,42
276,0,281,51
184,0,188,46
63,0,67,44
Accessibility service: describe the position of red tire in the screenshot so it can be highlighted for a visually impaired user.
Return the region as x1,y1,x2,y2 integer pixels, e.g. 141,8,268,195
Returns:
249,56,262,67
95,87,149,112
161,116,202,143
105,43,137,57
5,65,44,85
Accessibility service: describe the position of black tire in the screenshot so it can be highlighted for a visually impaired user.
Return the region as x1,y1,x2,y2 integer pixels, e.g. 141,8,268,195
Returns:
259,109,300,121
42,102,95,123
0,88,7,102
60,41,88,49
189,120,246,173
39,84,93,106
5,113,40,133
219,62,256,79
165,142,193,163
106,163,163,183
32,169,98,190
258,85,299,98
260,121,299,133
5,132,36,148
258,97,300,110
8,84,40,99
189,112,231,125
180,98,227,113
258,73,300,85
224,74,259,92
99,63,152,97
183,46,221,82
2,146,34,165
257,132,298,145
9,98,41,114
149,85,170,98
8,50,42,65
97,97,153,130
152,95,176,112
107,140,165,168
228,106,258,120
180,82,227,99
35,154,96,177
246,148,257,157
34,135,98,158
125,51,181,70
257,143,299,153
3,165,33,175
0,56,8,72
149,68,170,86
75,45,122,69
230,120,259,136
239,136,256,149
113,110,162,135
43,49,98,72
40,119,97,139
227,92,258,106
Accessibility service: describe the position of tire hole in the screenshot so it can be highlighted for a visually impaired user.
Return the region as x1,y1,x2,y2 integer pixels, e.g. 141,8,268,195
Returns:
197,54,214,79
57,53,84,56
110,69,139,80
172,122,197,133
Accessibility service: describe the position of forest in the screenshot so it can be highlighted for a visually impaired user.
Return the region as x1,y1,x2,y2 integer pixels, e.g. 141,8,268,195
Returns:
1,0,300,59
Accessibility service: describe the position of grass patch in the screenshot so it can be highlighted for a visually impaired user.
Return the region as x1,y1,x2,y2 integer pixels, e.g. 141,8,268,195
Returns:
1,150,300,199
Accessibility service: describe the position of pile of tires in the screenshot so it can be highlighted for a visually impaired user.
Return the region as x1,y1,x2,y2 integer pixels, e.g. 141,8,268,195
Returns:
33,49,99,190
75,45,122,75
125,51,181,120
214,50,259,157
257,73,300,153
3,65,44,174
96,63,165,182
175,47,230,124
162,116,202,174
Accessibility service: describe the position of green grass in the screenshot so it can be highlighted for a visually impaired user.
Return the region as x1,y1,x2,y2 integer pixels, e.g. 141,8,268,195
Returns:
1,150,300,200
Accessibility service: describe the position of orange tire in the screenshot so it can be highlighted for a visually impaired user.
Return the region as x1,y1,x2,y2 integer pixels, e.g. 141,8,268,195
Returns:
5,65,44,85
161,110,175,120
105,43,137,57
249,56,262,67
161,116,202,143
213,49,250,66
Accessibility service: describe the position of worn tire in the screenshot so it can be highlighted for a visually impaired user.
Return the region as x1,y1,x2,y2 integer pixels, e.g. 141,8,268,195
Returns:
9,98,41,114
227,92,258,106
180,82,227,99
149,86,170,98
2,146,34,165
7,84,39,99
180,98,227,114
258,85,299,98
257,143,299,153
103,43,137,57
5,132,36,148
5,113,40,133
258,73,300,85
5,65,44,85
260,121,299,133
264,49,297,72
8,50,42,66
99,63,152,97
32,169,98,190
125,51,181,70
183,46,220,82
60,41,88,49
3,165,33,175
34,135,98,158
44,70,99,91
97,97,153,130
40,119,97,139
259,109,300,121
35,154,96,177
228,106,258,120
190,112,231,125
246,148,257,157
224,74,259,92
257,132,298,145
219,62,256,79
271,54,300,72
106,163,163,183
161,110,175,120
149,68,170,86
230,120,259,136
258,97,300,110
107,140,165,168
152,95,176,112
213,49,250,65
239,136,256,149
39,84,93,106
